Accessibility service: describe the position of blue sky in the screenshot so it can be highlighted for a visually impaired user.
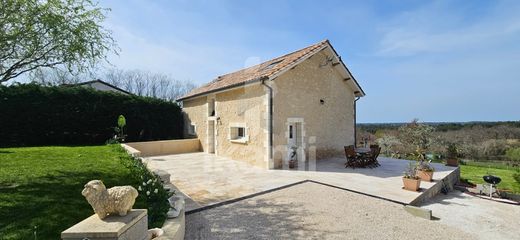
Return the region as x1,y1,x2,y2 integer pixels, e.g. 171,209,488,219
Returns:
101,0,520,123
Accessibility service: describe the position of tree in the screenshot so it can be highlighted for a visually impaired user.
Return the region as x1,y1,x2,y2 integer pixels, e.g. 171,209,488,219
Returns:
30,67,197,101
398,119,435,159
101,68,196,101
0,0,117,83
376,135,400,156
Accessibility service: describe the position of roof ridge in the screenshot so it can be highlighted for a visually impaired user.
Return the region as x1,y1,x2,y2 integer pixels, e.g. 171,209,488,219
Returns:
215,39,329,79
178,39,331,101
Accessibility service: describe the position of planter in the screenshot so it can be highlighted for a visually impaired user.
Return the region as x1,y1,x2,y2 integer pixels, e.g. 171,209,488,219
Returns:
446,158,459,167
416,170,434,182
402,177,421,192
289,160,297,169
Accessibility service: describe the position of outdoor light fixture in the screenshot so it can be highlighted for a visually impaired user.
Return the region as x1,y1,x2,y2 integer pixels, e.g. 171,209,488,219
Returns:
320,99,325,105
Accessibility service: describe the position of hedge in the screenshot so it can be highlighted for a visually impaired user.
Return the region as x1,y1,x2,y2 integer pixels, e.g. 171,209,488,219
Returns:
0,83,184,147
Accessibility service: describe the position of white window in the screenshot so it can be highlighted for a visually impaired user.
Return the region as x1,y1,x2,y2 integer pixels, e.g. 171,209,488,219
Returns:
229,123,248,143
188,124,196,136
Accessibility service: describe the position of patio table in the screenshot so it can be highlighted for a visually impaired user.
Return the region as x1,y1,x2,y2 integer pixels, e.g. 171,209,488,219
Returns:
355,148,371,154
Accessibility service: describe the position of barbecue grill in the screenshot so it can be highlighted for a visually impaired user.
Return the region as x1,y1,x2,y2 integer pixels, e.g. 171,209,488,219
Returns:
483,175,501,198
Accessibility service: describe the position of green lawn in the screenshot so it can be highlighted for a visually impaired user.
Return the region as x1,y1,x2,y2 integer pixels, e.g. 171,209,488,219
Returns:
0,145,146,240
460,164,520,193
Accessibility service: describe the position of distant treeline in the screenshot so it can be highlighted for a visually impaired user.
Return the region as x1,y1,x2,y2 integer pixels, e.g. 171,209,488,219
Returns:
358,121,520,134
357,120,520,163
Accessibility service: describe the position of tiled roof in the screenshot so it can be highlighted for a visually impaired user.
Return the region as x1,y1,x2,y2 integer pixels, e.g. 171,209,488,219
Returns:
177,40,330,101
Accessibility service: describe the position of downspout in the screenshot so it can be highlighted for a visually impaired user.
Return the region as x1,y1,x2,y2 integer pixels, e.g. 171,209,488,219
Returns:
354,96,361,147
261,78,273,166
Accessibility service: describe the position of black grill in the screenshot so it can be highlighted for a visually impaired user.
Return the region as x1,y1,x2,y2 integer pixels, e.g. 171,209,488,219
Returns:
483,175,501,185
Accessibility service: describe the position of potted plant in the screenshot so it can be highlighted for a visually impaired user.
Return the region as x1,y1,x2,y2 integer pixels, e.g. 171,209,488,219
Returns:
416,160,435,182
446,143,459,167
402,162,421,191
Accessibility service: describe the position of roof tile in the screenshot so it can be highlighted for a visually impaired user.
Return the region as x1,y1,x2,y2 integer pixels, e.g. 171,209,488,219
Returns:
178,39,329,101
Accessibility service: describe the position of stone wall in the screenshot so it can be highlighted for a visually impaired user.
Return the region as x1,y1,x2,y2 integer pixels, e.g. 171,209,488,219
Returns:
214,85,268,167
182,96,208,152
122,139,201,157
182,84,269,168
271,50,356,168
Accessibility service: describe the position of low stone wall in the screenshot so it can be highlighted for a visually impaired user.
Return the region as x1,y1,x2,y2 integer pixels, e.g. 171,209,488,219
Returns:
122,139,201,157
410,167,460,206
156,210,185,240
119,146,187,239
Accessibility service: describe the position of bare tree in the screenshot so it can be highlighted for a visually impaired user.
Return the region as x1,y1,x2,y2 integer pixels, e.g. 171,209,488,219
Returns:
101,68,196,101
29,67,196,101
30,68,85,85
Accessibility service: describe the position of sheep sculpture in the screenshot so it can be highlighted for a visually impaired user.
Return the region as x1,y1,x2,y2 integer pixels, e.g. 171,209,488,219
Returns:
82,180,138,219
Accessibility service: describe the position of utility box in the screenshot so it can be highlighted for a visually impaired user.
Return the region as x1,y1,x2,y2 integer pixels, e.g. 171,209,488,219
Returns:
61,209,148,240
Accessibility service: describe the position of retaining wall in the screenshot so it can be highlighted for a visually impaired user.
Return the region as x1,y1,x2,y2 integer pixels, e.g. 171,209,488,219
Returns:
122,139,201,157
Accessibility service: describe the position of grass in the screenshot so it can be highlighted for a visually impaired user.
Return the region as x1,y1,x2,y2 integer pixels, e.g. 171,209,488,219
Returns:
460,164,520,193
386,154,520,194
0,145,148,240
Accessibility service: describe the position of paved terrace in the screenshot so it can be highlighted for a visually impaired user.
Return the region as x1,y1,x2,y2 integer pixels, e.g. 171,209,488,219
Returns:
144,152,458,211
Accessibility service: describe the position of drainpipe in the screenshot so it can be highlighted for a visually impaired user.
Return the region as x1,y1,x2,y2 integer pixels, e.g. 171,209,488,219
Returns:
261,78,273,166
354,96,361,147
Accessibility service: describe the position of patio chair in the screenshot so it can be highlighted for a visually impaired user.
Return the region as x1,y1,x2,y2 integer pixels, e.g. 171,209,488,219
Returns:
364,146,381,168
344,145,362,168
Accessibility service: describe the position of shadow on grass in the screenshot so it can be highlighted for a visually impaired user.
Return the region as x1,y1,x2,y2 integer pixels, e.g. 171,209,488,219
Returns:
0,170,141,240
0,150,13,154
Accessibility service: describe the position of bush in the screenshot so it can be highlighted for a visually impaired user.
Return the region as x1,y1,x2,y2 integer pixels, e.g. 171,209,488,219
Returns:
506,148,520,162
116,145,171,227
0,83,183,146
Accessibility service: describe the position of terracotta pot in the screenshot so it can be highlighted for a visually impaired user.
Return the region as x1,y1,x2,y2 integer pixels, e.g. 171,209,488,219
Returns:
446,158,459,167
416,170,434,182
402,177,421,191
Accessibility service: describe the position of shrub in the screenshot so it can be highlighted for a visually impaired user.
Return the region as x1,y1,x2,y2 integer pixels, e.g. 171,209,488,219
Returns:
0,83,183,146
116,145,171,227
506,148,520,162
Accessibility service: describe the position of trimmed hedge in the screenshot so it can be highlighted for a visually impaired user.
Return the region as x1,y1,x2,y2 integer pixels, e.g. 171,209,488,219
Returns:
0,84,183,147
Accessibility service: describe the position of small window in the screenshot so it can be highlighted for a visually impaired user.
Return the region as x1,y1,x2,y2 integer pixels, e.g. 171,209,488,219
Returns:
229,125,248,143
237,127,245,138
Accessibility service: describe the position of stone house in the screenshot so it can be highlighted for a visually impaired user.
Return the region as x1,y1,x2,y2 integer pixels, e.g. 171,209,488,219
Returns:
177,40,365,169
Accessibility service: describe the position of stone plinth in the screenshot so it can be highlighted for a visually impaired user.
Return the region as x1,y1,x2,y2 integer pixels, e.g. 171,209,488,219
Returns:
61,209,148,240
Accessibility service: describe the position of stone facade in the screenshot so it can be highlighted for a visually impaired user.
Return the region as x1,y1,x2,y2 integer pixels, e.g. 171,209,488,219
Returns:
182,47,359,169
271,50,356,168
182,84,268,168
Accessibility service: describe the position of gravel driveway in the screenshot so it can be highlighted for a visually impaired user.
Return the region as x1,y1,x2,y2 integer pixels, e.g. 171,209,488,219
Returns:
421,190,520,240
185,182,474,240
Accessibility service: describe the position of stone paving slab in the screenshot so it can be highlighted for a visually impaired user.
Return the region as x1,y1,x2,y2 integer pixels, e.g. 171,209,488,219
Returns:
145,152,458,211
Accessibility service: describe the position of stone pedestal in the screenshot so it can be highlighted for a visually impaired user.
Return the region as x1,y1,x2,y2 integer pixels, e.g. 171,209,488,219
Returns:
61,209,148,240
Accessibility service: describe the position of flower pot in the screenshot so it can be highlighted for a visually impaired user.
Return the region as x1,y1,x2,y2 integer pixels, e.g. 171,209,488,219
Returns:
402,177,421,192
289,160,297,169
416,170,434,182
446,158,458,167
